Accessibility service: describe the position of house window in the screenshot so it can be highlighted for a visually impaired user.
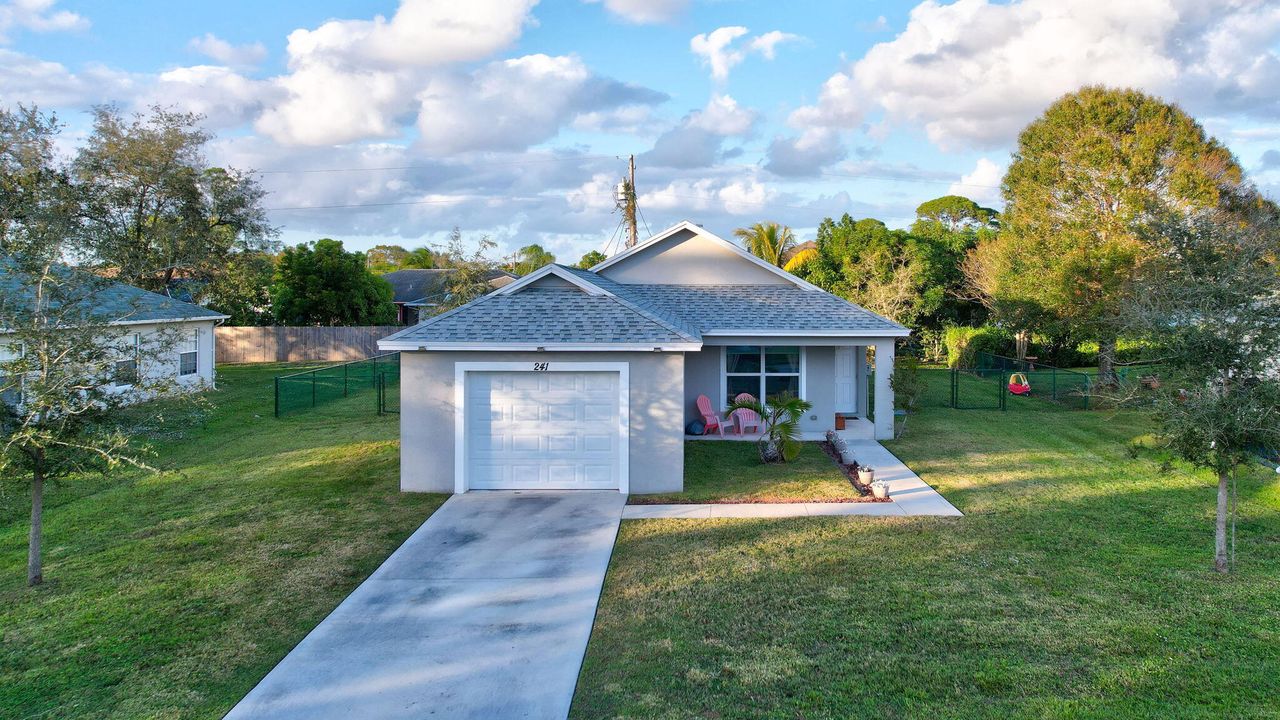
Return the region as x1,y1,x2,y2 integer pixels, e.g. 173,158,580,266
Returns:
725,346,803,403
0,342,23,406
113,334,140,387
178,329,198,376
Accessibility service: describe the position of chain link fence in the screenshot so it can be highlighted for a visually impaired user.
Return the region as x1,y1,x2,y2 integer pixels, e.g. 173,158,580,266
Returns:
274,352,400,417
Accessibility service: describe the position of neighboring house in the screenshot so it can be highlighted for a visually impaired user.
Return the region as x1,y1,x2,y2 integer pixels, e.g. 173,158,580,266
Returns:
382,268,517,325
0,265,226,402
378,221,909,495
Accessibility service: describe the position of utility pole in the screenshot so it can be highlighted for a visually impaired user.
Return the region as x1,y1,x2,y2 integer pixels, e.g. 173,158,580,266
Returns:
624,154,638,248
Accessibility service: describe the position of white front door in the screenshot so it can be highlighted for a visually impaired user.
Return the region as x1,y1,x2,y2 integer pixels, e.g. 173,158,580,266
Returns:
465,370,621,490
834,346,857,412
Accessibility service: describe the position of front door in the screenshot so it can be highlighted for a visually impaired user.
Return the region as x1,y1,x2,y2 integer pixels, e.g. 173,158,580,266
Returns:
834,346,856,413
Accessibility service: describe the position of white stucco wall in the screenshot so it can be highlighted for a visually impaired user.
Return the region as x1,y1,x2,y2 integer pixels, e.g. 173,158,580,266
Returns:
125,320,218,392
399,350,686,494
597,228,792,285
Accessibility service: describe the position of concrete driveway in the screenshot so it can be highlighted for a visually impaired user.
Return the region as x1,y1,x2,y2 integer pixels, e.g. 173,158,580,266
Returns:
224,491,626,720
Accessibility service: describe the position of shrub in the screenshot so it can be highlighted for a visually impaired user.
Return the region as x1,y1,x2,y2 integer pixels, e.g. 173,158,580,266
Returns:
943,325,1015,367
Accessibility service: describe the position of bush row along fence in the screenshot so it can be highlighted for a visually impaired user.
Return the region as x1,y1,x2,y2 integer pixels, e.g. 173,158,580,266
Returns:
274,352,400,417
216,326,401,364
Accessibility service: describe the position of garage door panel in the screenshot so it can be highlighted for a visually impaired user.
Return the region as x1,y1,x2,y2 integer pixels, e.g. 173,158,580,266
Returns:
466,370,621,490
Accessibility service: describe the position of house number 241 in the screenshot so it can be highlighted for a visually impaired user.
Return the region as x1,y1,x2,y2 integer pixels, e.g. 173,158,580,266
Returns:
532,362,550,371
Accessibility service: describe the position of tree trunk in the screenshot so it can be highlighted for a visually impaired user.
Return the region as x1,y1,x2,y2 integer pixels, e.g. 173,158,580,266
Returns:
1215,469,1230,574
1097,337,1118,386
28,462,43,587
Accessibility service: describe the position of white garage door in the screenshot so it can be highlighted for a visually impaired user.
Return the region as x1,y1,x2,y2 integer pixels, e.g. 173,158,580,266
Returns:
465,371,621,490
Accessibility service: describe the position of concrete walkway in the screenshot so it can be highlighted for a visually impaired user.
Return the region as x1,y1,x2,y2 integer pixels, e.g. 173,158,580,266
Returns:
225,491,625,720
624,441,962,520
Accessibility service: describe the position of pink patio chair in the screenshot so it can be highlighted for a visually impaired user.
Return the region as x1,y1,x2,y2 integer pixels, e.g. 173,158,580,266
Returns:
696,394,724,437
731,393,762,435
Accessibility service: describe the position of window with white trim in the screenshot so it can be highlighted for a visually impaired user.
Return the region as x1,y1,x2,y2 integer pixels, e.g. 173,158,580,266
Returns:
0,342,23,406
725,346,803,403
112,333,140,387
178,329,198,376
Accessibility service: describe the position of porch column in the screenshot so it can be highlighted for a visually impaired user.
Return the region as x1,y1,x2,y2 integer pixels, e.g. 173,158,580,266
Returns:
872,340,895,440
854,346,868,417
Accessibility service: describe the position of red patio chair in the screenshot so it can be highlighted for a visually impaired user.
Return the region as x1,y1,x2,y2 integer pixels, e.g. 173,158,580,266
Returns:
696,394,724,437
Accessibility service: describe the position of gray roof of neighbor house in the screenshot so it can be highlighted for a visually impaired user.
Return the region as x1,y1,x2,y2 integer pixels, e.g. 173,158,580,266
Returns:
380,262,907,349
382,269,515,306
0,260,226,325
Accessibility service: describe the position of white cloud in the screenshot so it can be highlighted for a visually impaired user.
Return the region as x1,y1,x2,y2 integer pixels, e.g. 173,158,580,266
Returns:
642,94,757,168
257,0,539,145
0,0,87,43
584,0,689,24
0,48,134,106
284,0,537,69
748,30,802,60
187,33,268,67
781,0,1280,158
948,157,1005,206
691,26,801,82
765,128,846,177
416,54,666,153
145,66,277,128
640,176,776,216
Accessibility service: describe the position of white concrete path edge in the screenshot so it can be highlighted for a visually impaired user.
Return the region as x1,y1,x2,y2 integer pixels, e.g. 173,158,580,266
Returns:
624,441,962,519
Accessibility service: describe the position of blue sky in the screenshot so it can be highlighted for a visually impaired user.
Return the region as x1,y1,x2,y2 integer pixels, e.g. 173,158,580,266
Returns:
3,0,1279,263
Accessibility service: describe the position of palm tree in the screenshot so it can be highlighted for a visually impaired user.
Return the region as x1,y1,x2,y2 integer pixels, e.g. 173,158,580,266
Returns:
733,222,796,267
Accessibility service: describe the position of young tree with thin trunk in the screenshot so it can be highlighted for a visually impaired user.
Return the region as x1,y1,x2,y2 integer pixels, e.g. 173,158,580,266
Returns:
1120,208,1280,573
1,107,191,586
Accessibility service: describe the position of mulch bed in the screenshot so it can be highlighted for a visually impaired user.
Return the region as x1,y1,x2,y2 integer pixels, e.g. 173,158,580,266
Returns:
819,441,891,502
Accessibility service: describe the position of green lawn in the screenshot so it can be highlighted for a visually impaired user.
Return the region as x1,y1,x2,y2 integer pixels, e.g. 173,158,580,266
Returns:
573,370,1280,718
0,364,446,719
631,441,863,504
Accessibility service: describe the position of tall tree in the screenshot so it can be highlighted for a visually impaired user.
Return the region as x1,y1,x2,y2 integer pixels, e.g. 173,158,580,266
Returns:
1,107,191,586
439,231,500,311
270,239,396,326
74,105,276,292
511,243,555,275
577,249,608,269
202,250,276,326
1120,209,1280,572
365,244,409,274
734,221,795,267
402,246,436,269
966,86,1249,380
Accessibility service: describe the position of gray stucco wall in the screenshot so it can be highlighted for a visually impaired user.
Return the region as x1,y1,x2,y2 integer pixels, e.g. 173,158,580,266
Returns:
682,344,842,435
399,350,685,495
598,228,792,285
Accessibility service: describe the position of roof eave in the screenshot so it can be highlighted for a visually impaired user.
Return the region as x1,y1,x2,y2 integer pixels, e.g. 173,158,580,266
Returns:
378,341,703,352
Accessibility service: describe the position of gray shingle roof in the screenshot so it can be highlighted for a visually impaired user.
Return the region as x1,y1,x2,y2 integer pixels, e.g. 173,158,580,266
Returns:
382,263,906,348
387,288,696,345
0,260,226,324
611,284,904,334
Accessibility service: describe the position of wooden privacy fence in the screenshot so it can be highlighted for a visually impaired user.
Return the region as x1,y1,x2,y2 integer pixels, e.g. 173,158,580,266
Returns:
215,326,401,364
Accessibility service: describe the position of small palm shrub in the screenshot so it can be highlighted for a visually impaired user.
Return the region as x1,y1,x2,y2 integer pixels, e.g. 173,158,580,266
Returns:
729,392,813,463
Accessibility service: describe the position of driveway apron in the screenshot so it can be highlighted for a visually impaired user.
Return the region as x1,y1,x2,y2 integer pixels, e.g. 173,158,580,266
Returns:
224,491,626,720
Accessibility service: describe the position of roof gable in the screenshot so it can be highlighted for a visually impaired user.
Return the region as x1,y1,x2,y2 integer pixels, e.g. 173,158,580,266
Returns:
592,221,823,290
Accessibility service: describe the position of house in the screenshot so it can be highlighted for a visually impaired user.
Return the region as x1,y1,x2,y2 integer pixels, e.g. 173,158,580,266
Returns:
377,221,909,495
382,268,516,325
0,263,226,401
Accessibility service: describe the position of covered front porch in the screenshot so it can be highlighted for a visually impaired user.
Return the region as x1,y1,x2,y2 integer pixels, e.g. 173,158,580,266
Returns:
682,338,897,441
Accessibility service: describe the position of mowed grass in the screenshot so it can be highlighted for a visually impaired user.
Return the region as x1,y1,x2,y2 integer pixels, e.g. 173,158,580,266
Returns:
573,369,1280,718
631,441,861,504
0,363,445,720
